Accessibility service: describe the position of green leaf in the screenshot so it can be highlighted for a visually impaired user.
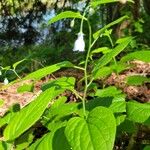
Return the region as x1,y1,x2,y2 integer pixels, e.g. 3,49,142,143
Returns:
0,141,12,150
42,101,79,131
13,59,26,70
0,104,21,128
48,11,87,25
15,129,34,150
95,86,122,97
93,37,132,75
85,95,126,113
144,146,150,150
23,61,74,80
121,50,150,63
17,83,34,93
91,0,134,7
117,119,137,134
65,106,116,150
126,75,150,86
41,77,75,91
91,0,119,7
93,66,112,79
4,87,64,141
115,114,126,126
28,127,70,150
110,63,128,73
91,47,111,55
109,95,126,113
126,101,150,125
93,16,129,39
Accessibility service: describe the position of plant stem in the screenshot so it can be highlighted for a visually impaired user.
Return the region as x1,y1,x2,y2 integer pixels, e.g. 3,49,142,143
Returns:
82,19,92,119
13,70,21,79
80,6,90,33
107,34,118,74
74,65,85,71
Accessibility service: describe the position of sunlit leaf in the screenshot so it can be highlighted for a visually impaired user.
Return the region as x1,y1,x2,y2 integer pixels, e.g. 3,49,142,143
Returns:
93,66,112,79
17,83,34,93
4,87,64,141
65,107,116,150
23,61,74,80
41,77,75,91
126,75,150,86
95,86,122,97
121,50,150,62
48,11,87,25
0,141,12,150
115,114,126,126
126,101,150,125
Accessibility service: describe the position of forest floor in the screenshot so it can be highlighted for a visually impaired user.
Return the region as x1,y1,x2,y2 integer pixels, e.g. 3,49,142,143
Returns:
0,60,150,116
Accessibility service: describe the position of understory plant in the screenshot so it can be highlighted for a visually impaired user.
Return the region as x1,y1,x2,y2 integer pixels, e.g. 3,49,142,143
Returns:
0,0,150,150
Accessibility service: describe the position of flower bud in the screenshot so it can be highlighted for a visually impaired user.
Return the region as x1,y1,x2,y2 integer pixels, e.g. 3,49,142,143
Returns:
119,0,127,4
70,19,75,28
89,8,95,16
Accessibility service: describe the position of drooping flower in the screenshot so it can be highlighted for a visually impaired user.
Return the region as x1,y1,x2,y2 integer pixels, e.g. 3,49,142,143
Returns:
73,32,85,52
4,78,9,85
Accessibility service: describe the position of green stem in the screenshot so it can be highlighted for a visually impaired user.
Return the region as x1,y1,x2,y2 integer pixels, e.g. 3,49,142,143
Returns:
82,19,92,119
80,6,90,33
74,65,85,71
13,69,21,79
72,89,84,101
107,35,118,74
107,34,114,47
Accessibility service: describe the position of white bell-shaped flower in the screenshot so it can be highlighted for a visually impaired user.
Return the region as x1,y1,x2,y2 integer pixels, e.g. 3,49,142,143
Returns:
73,32,85,52
4,78,9,85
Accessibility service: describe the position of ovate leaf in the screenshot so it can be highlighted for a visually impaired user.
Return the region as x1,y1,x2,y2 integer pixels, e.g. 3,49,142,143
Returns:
126,75,150,86
28,127,70,150
95,86,122,97
121,50,150,63
48,11,87,25
93,66,112,79
4,87,64,141
126,101,150,125
65,106,116,150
